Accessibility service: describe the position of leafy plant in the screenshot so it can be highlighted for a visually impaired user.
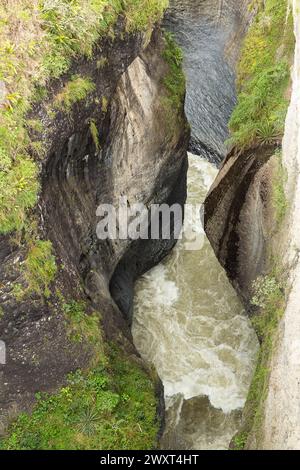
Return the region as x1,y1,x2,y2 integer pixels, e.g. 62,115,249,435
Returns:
251,275,282,310
76,406,101,436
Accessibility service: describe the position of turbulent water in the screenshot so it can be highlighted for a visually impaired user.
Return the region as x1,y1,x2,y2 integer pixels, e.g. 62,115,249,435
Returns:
132,154,258,450
132,0,257,450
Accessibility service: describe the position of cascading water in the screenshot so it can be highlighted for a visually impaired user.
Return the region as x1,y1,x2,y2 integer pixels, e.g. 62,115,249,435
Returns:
132,0,258,450
132,154,258,449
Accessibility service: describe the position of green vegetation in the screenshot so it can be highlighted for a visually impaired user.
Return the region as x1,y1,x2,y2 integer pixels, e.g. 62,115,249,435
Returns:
101,95,109,113
23,240,57,298
0,154,38,234
63,300,101,346
89,119,100,151
0,0,168,234
0,344,159,450
272,150,288,224
162,31,185,125
229,0,295,150
234,272,285,449
54,76,95,112
229,3,295,449
125,0,168,32
232,432,248,450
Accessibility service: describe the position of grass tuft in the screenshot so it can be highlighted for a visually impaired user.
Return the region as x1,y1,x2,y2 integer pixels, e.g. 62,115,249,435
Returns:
272,150,288,225
23,240,57,298
54,76,95,112
89,119,100,151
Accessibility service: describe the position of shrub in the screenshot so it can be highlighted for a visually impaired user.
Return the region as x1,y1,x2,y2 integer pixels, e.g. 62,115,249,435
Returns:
125,0,168,32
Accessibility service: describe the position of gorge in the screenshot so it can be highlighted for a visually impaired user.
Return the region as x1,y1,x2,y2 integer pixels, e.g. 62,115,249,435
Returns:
132,0,259,450
0,0,299,451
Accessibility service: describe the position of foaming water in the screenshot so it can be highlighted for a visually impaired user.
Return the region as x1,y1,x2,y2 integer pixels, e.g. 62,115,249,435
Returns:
132,154,258,450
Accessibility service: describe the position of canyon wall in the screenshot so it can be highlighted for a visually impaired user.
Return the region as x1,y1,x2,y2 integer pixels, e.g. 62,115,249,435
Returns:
0,17,189,441
259,0,300,450
205,0,300,450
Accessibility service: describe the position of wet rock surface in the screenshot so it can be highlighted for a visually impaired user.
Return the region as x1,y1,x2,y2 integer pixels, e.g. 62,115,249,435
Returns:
204,145,276,302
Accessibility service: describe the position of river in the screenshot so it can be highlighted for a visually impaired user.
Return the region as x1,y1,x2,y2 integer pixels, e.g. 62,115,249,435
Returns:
132,154,258,449
132,0,258,450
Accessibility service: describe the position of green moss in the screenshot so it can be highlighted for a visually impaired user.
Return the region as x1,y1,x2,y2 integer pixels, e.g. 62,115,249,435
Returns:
11,283,25,301
229,0,295,150
0,0,169,234
54,76,95,112
0,344,159,450
162,31,186,126
24,240,57,298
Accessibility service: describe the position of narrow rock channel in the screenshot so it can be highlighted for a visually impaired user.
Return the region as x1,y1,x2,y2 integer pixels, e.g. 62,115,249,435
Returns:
132,154,258,449
132,0,259,450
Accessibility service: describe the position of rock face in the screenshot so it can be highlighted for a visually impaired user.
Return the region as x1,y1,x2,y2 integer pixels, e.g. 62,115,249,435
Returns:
0,22,189,423
258,1,300,450
204,0,300,450
204,144,276,303
164,0,253,164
